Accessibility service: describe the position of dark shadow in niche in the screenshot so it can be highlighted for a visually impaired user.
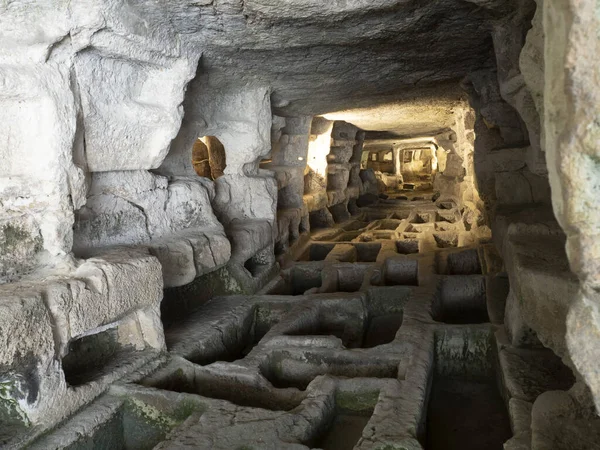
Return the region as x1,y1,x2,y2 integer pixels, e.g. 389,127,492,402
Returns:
305,243,335,261
62,327,137,387
60,399,198,450
285,322,359,349
354,243,381,262
446,249,482,275
188,308,273,366
426,328,511,450
362,313,403,348
161,266,243,329
433,232,458,249
426,377,511,450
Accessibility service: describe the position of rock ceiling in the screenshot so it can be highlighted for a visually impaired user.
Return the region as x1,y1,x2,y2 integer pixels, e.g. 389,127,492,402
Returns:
184,0,518,130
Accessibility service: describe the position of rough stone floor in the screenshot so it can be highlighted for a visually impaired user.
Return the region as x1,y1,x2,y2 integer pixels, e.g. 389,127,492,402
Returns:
28,191,575,450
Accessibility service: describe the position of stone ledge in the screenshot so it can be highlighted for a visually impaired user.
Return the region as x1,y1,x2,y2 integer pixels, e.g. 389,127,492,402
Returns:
148,228,231,288
0,247,165,440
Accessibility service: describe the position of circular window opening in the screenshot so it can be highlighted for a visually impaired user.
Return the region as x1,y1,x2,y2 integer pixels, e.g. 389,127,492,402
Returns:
191,136,226,180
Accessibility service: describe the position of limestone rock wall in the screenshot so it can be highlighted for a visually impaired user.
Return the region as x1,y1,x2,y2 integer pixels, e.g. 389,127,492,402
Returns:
1,0,599,443
542,0,600,413
465,0,600,440
0,0,275,436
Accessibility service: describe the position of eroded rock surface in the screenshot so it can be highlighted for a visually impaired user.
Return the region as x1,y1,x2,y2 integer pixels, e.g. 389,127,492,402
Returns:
1,0,599,448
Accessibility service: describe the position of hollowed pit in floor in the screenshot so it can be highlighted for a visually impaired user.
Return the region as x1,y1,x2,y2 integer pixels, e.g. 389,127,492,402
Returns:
435,211,458,223
426,327,511,450
392,211,411,220
308,389,379,450
186,308,272,366
357,231,395,242
284,307,402,350
51,397,201,450
144,364,302,411
411,212,433,224
376,219,402,230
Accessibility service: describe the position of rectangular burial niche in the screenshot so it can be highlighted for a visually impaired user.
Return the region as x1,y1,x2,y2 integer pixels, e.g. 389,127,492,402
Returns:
426,327,511,450
49,398,199,450
363,211,389,221
431,276,489,324
143,364,302,412
358,231,394,242
411,212,432,224
376,219,402,230
436,211,458,223
392,210,411,220
307,390,379,450
61,325,137,387
283,301,401,350
334,230,363,242
354,242,381,262
283,310,365,349
187,306,272,366
341,220,369,231
362,312,403,348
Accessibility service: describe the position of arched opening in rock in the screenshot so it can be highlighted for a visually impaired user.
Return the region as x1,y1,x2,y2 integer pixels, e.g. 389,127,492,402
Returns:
191,136,226,180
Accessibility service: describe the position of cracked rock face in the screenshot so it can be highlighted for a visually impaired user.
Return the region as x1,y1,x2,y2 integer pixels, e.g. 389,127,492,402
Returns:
195,0,518,115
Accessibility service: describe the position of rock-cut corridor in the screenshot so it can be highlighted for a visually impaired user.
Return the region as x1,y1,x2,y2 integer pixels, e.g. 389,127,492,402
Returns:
1,1,600,449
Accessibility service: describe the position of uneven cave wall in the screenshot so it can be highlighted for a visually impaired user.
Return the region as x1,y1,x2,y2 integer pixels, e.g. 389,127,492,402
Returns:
464,0,600,446
0,0,207,432
429,107,488,243
541,0,600,415
398,147,434,183
162,77,278,292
